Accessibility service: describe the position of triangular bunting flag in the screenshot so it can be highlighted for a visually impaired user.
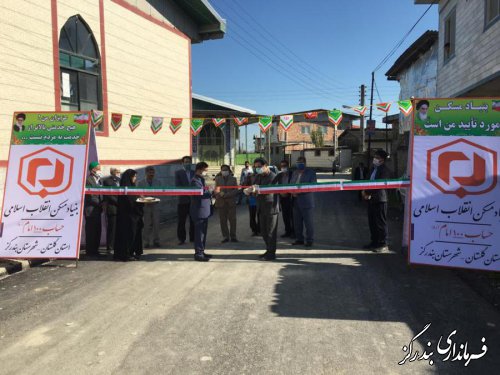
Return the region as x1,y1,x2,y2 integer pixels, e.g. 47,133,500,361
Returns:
233,117,248,126
258,116,273,133
376,102,392,113
328,110,343,126
111,113,122,131
398,100,413,116
353,106,367,116
151,117,163,134
129,115,142,132
191,118,204,136
169,118,183,134
91,110,103,128
304,112,318,119
212,118,226,127
279,115,294,131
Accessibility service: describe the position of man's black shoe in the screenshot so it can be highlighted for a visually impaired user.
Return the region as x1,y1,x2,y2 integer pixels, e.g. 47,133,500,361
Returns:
221,238,230,243
363,243,376,249
230,238,239,243
292,241,304,246
194,254,210,262
178,241,185,246
305,242,313,248
204,253,213,258
259,253,276,261
258,251,269,258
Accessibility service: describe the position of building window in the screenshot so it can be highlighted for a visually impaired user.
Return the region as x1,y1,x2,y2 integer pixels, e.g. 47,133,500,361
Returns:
59,16,103,129
485,0,500,28
328,149,335,157
443,8,456,63
314,150,321,157
301,126,310,134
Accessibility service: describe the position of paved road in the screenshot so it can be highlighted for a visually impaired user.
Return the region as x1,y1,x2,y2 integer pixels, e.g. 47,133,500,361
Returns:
0,190,498,374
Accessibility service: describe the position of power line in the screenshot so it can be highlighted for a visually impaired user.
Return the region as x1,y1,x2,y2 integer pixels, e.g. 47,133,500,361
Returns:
373,1,436,72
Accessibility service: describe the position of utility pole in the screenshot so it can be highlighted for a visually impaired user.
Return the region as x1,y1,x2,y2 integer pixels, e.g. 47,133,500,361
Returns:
360,84,366,152
368,71,375,164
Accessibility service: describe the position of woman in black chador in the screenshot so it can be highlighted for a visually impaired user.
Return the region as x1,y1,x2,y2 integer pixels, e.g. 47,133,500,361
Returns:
114,169,144,261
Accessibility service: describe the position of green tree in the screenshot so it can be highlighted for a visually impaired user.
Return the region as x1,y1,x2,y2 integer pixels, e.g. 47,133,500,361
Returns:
310,129,324,147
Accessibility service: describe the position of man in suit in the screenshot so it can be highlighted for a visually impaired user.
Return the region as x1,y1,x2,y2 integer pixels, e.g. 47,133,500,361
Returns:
248,157,279,261
175,156,195,245
13,113,26,132
102,167,121,253
138,166,162,248
362,149,392,253
190,162,213,262
291,156,317,247
214,165,239,243
84,161,104,256
275,159,294,238
354,162,369,201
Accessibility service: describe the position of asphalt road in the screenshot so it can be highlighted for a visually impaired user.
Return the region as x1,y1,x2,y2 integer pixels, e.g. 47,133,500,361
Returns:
0,189,499,375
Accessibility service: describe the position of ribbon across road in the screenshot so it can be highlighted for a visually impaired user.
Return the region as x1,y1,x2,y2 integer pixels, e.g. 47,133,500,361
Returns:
84,178,410,196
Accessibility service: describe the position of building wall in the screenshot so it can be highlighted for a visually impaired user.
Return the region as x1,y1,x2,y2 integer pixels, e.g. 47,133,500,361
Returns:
436,0,500,97
0,0,193,214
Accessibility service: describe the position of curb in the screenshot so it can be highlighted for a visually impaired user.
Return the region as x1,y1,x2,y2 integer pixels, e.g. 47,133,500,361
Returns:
0,259,48,278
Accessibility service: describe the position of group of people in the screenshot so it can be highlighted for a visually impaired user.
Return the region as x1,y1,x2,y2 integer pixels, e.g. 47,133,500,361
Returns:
84,150,392,262
84,163,162,261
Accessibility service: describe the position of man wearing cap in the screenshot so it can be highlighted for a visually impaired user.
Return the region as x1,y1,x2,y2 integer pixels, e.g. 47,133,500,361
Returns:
102,167,121,253
84,161,104,256
362,150,392,253
13,113,26,132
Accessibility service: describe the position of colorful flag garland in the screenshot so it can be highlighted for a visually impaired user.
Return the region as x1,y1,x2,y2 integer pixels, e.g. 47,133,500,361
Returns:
328,110,343,126
258,116,273,133
191,118,204,135
151,117,163,134
170,118,183,134
212,118,226,127
376,102,392,113
352,106,367,116
279,115,294,131
304,112,318,119
233,117,248,126
111,113,122,131
129,115,142,132
398,100,413,116
91,110,103,128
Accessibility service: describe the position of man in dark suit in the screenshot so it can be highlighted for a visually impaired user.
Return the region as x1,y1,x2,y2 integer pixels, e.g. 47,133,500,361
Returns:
275,160,294,238
175,156,195,245
84,161,104,256
290,156,317,247
102,167,121,253
362,150,392,253
190,162,213,262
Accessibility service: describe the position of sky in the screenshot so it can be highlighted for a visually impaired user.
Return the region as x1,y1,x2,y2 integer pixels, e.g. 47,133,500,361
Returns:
192,0,438,150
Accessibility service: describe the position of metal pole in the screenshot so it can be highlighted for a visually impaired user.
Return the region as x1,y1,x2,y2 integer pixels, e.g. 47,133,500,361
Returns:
385,116,388,152
245,123,248,161
360,84,366,152
368,71,375,163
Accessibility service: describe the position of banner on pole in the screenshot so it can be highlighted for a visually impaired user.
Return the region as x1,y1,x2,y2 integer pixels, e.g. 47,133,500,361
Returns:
409,98,500,271
0,112,91,259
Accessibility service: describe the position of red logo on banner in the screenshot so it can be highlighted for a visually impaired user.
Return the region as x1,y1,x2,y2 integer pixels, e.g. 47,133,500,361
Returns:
427,138,497,198
18,147,74,198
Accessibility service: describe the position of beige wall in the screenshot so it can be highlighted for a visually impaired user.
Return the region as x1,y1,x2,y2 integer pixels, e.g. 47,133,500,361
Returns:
437,0,500,97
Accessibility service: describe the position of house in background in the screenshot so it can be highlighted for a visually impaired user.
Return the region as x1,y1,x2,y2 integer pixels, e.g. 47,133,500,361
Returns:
0,0,225,216
415,0,500,97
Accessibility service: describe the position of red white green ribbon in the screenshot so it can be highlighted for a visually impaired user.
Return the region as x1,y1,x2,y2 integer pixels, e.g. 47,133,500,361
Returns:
259,116,273,133
170,118,183,134
376,103,391,113
279,115,294,131
233,117,248,126
111,113,122,131
212,118,226,127
191,118,204,135
353,106,367,116
304,112,318,119
151,117,163,134
85,186,202,196
328,110,343,126
91,110,103,128
398,100,413,116
129,115,142,132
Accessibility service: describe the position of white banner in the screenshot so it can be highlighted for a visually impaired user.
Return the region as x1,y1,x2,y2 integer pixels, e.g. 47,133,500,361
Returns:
409,136,500,271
